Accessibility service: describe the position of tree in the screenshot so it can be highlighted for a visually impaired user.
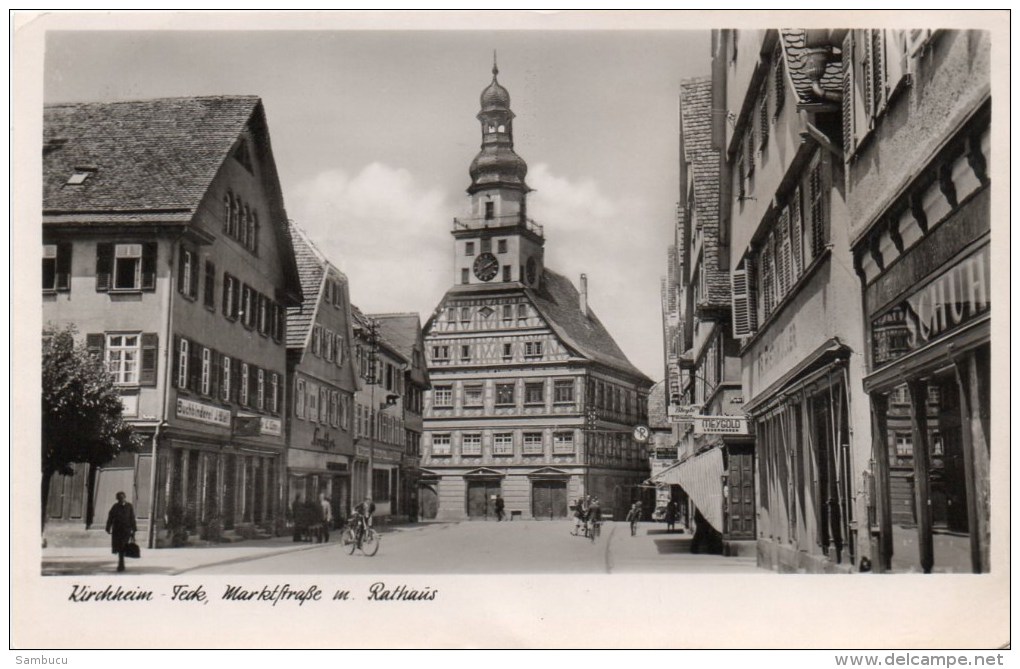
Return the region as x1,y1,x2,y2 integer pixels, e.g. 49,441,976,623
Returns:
41,325,140,531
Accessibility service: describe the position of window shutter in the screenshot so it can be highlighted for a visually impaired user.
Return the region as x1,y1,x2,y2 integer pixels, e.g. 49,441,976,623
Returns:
141,242,157,291
232,358,242,403
778,209,792,295
86,333,105,360
172,335,182,388
204,261,215,308
55,242,72,291
232,280,241,320
759,92,770,147
885,30,909,99
872,30,886,113
177,248,187,295
907,29,933,57
862,31,874,122
746,127,755,175
732,268,752,338
789,190,803,277
842,32,855,153
773,46,785,117
210,349,221,400
189,253,199,298
140,333,158,386
95,243,113,292
249,365,259,409
189,340,201,391
222,274,231,318
810,161,825,257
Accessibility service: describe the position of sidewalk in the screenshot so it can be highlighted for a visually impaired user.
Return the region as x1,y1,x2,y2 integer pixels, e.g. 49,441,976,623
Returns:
607,523,763,574
41,521,437,576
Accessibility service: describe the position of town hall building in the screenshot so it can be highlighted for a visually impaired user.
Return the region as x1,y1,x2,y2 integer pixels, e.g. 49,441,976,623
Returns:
420,61,654,521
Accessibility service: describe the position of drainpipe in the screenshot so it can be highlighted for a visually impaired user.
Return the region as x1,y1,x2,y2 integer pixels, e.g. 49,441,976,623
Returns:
803,29,843,103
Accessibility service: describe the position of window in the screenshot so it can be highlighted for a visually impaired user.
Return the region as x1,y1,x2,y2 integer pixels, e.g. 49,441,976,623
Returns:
481,238,491,253
432,434,452,456
446,307,457,322
461,268,469,284
306,382,319,423
203,261,216,308
106,334,140,385
258,295,269,336
240,285,253,328
773,43,785,119
432,345,450,363
844,30,912,155
502,343,513,361
223,274,239,321
523,432,543,455
312,325,322,356
177,338,189,389
200,347,211,395
461,433,482,456
460,307,471,323
42,243,71,292
329,391,339,427
493,433,513,456
495,383,515,406
554,379,575,404
334,334,345,365
524,341,543,359
96,243,156,292
324,330,335,362
340,394,351,430
485,202,494,220
67,169,92,185
433,385,453,407
318,387,329,423
222,355,232,402
497,239,507,254
895,432,913,457
240,363,250,407
465,241,475,256
502,265,511,282
758,86,769,149
178,248,198,299
525,382,545,406
295,378,306,418
502,304,513,321
517,304,527,320
463,384,484,407
554,432,574,454
460,344,472,363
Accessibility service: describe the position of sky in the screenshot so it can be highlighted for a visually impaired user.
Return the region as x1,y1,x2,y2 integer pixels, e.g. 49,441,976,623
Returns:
43,20,712,380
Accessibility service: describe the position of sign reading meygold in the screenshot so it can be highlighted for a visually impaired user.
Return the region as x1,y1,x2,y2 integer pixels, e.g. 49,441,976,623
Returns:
260,417,282,436
176,398,231,427
694,416,749,435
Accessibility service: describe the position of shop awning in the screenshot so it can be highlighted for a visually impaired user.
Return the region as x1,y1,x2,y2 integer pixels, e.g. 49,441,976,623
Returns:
650,446,725,532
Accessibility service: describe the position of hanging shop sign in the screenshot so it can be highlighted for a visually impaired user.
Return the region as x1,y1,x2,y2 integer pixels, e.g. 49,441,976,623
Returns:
176,398,231,428
667,404,701,422
632,425,651,443
694,415,749,435
356,445,372,459
871,244,990,366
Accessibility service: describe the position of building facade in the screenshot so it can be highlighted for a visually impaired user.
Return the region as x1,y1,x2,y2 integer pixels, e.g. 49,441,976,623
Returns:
655,78,750,544
285,223,358,524
421,62,653,522
718,30,872,572
844,30,990,573
43,96,303,546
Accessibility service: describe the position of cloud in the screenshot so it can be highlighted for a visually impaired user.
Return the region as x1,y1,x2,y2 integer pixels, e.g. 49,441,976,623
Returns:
528,164,664,380
287,163,451,318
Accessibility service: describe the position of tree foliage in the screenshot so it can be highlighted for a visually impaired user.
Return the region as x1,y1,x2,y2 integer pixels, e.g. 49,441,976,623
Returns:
42,324,140,481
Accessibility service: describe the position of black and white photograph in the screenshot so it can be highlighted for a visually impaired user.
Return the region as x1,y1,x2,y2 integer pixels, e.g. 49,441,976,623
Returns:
13,10,1009,652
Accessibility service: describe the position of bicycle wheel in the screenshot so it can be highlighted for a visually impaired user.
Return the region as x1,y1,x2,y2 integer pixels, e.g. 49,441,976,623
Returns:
343,528,358,555
593,522,601,540
361,529,380,556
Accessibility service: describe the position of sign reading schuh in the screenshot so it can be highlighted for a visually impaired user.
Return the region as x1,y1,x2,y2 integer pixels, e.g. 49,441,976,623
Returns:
694,415,749,435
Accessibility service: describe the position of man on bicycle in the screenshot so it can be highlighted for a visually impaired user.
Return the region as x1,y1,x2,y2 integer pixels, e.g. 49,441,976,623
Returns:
571,496,589,536
352,496,376,545
587,497,602,537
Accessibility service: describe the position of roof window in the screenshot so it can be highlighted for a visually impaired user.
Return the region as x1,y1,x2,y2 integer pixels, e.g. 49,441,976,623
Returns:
66,168,95,185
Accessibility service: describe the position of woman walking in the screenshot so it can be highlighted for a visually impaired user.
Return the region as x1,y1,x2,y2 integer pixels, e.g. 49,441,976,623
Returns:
105,491,137,572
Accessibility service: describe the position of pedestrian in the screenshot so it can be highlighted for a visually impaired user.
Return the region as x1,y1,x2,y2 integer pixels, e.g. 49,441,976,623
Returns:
319,492,333,542
494,494,505,522
666,500,678,533
105,491,136,573
626,502,640,537
571,497,587,535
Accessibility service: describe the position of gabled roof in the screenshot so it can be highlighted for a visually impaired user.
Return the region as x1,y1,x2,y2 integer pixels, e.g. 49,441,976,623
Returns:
528,269,651,385
779,30,843,104
647,380,670,429
44,96,261,214
43,95,303,305
372,313,430,387
285,222,327,349
350,305,409,364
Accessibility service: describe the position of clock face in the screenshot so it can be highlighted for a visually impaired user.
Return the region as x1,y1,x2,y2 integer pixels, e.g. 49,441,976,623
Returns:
526,257,538,285
473,252,499,281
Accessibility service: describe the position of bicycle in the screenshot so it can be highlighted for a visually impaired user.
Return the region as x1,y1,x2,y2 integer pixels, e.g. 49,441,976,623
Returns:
342,518,380,556
590,519,601,542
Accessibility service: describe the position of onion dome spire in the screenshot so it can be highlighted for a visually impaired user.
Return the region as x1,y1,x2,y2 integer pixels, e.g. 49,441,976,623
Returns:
469,55,529,194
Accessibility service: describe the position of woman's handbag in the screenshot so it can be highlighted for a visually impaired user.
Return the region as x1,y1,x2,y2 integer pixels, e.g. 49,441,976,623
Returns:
124,540,141,559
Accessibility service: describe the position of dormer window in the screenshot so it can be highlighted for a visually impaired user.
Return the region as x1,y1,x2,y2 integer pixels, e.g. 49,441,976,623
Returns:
497,125,506,133
66,168,95,185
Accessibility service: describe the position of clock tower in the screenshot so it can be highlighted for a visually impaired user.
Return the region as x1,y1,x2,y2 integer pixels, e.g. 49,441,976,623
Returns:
453,55,545,289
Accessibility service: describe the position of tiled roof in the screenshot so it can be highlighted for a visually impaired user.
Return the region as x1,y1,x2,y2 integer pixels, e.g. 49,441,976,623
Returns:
285,223,326,349
647,380,670,429
527,269,652,385
780,29,843,104
351,305,409,363
44,96,260,213
679,78,729,308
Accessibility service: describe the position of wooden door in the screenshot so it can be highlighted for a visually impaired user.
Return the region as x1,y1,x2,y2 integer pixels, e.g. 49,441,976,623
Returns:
532,481,567,519
727,447,756,539
419,484,438,520
467,481,490,518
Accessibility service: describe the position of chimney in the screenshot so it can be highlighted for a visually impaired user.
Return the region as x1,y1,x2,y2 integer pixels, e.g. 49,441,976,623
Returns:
579,273,588,317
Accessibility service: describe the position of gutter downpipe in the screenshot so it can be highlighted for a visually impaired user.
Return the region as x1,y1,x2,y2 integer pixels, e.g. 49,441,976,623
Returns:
803,29,844,103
